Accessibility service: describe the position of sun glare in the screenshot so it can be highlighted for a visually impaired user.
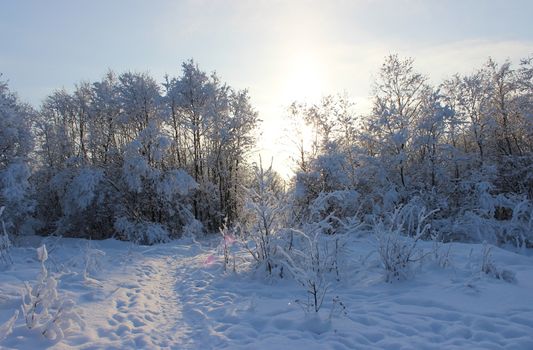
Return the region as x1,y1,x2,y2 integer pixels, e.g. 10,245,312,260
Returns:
280,51,325,103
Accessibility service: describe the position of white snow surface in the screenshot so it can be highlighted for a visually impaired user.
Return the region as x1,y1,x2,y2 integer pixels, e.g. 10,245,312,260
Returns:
1,235,533,349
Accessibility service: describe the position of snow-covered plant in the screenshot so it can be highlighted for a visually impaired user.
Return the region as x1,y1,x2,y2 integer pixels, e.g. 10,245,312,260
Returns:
0,310,19,341
0,206,13,265
308,190,360,230
280,227,339,313
376,225,419,282
329,295,347,320
431,239,452,268
243,159,287,275
47,167,112,237
480,242,516,283
20,245,84,340
114,217,170,245
0,79,35,238
508,199,533,249
82,242,105,285
21,244,56,329
376,205,435,282
40,298,84,340
219,221,237,272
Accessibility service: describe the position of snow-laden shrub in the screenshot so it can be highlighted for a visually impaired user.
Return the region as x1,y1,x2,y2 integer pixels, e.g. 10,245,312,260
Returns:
431,239,452,268
116,129,199,241
480,243,516,283
0,161,35,238
452,211,498,243
243,160,287,275
82,243,105,285
219,222,238,272
309,190,360,227
114,217,170,245
280,227,340,313
433,196,533,246
375,205,434,282
122,139,155,193
48,167,112,237
157,169,198,198
395,198,438,239
0,206,13,265
59,168,104,217
21,245,85,340
182,218,204,238
507,199,533,248
0,80,35,238
0,310,19,341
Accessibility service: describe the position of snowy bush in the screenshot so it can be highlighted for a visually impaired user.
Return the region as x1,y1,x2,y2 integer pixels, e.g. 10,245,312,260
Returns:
480,243,516,283
279,218,345,313
376,226,419,282
308,190,360,229
0,206,13,265
115,129,199,241
243,160,287,275
218,221,238,272
434,196,533,247
47,167,113,237
504,199,533,248
21,245,85,340
280,227,336,312
0,310,19,341
0,79,35,238
82,243,106,284
376,205,435,282
114,217,170,245
431,239,452,268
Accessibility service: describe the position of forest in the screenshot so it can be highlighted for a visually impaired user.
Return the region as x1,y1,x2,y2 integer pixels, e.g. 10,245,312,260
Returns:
1,54,532,247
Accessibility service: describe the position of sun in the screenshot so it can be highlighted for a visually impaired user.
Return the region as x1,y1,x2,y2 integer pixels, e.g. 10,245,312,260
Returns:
280,50,325,103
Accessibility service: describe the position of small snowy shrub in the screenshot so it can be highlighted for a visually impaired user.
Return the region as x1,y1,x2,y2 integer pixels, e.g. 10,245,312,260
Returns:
431,238,452,268
114,217,170,245
480,243,516,283
376,205,435,282
507,199,533,248
376,225,419,282
243,160,287,275
0,206,13,265
21,245,84,340
82,242,105,284
280,227,340,313
0,310,19,341
219,222,237,272
309,190,360,226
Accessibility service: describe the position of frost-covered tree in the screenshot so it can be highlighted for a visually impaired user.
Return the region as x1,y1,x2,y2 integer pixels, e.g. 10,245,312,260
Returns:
243,159,287,274
0,77,35,238
367,55,428,189
287,54,533,246
163,61,259,230
30,62,258,241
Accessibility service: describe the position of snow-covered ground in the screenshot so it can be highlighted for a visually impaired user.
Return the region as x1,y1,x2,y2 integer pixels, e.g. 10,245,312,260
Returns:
1,235,533,349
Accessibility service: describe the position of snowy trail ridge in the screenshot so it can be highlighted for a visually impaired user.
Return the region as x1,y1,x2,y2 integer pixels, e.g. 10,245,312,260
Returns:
83,245,204,349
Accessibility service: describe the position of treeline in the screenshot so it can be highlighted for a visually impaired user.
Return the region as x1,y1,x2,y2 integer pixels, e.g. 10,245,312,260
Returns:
0,61,258,243
290,55,533,245
1,55,532,246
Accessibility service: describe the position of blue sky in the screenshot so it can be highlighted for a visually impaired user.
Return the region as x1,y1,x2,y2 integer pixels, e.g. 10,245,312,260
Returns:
1,0,532,175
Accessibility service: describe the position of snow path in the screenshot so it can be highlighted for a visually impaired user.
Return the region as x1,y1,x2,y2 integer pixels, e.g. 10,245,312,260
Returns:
80,246,201,349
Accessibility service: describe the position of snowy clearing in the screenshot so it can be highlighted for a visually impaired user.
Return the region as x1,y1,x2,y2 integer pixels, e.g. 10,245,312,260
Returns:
1,236,533,349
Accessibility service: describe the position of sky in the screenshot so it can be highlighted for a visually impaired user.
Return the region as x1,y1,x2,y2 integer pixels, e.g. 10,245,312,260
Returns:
1,0,532,177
